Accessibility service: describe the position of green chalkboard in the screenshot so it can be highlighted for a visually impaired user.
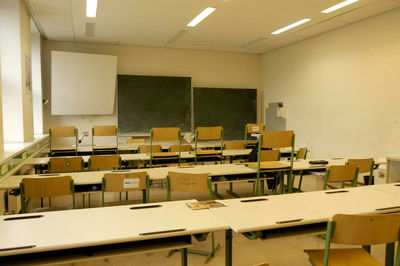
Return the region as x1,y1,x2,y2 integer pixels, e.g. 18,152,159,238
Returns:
118,75,191,133
194,87,257,140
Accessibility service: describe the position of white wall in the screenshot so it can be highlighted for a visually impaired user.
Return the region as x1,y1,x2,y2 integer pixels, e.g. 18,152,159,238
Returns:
262,8,400,158
42,42,261,144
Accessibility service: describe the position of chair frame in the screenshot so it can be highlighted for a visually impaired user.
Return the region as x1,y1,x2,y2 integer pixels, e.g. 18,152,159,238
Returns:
194,126,224,165
307,213,400,266
20,176,75,213
244,123,265,147
49,126,78,156
323,165,359,190
101,172,150,207
256,131,295,195
347,158,375,186
150,127,181,167
88,154,122,171
166,172,219,263
91,126,119,155
48,157,84,173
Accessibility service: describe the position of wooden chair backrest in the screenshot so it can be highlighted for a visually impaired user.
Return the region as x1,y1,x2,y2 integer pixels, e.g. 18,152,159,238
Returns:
93,125,117,136
196,126,223,140
331,213,400,245
326,165,358,183
261,131,294,148
152,127,180,141
297,148,307,159
50,126,76,138
168,171,210,193
21,176,73,198
225,141,245,150
138,145,162,153
103,172,147,192
347,158,373,174
49,157,83,173
170,144,192,152
89,154,120,170
247,123,264,134
127,138,145,144
260,150,280,161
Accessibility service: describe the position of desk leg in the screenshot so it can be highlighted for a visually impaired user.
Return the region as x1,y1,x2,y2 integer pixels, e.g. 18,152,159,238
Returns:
181,248,188,266
385,242,395,266
226,230,232,266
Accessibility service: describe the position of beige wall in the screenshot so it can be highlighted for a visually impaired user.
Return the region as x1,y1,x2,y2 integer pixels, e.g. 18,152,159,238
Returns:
262,8,400,158
20,1,34,141
0,0,34,142
42,41,261,143
0,59,3,155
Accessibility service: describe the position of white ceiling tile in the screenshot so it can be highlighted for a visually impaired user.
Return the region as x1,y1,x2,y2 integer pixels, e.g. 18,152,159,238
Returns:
33,0,400,53
30,0,71,14
37,12,73,31
331,0,400,23
165,43,212,50
45,30,74,41
294,20,348,37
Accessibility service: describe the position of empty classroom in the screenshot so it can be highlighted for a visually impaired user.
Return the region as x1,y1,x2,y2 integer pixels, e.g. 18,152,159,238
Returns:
1,0,400,265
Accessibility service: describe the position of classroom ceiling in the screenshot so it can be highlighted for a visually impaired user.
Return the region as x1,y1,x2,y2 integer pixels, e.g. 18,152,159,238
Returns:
28,0,400,54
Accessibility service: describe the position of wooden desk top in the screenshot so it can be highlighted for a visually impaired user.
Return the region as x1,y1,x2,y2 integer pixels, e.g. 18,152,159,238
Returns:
0,169,164,190
0,200,229,257
210,184,400,233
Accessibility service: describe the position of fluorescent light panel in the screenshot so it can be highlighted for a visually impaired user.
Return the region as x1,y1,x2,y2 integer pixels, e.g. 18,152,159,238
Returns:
187,7,216,27
271,18,311,35
321,0,358,13
86,0,98,18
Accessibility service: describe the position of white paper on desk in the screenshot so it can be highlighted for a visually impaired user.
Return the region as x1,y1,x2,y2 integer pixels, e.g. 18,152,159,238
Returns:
123,178,140,188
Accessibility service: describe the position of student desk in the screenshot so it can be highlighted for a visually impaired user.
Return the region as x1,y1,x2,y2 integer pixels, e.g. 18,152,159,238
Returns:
211,184,400,266
0,200,229,266
27,150,253,173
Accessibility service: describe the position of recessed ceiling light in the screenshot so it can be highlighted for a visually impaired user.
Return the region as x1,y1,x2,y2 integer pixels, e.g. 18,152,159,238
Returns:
187,7,216,27
271,19,311,35
86,0,98,18
321,0,358,13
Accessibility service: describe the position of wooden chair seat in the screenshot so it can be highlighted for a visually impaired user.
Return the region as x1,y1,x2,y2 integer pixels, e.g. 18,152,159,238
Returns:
152,152,178,158
196,150,221,155
304,248,381,266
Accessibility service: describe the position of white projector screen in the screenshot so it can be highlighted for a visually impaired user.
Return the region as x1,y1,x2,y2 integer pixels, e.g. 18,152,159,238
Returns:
51,51,117,115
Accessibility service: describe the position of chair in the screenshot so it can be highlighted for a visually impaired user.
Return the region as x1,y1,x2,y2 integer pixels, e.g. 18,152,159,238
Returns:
150,127,181,166
88,154,121,170
48,157,84,173
194,126,223,165
244,123,264,147
304,212,400,266
170,144,192,152
166,171,219,263
323,165,359,190
92,125,118,154
20,176,75,213
224,141,245,150
138,144,162,153
293,147,308,192
49,126,78,156
102,172,149,206
127,138,145,144
254,131,295,195
347,158,375,185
